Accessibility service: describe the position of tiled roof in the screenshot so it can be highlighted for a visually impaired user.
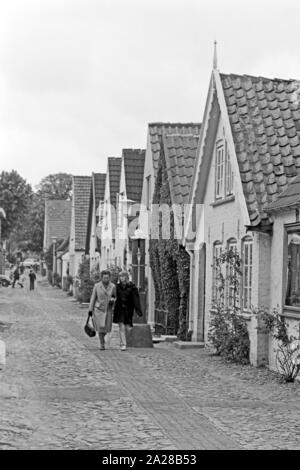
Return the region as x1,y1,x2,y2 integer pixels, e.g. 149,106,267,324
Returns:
122,149,146,203
221,73,300,226
108,157,122,208
44,200,72,250
93,173,106,208
266,174,300,211
163,134,200,205
149,123,201,174
73,176,91,251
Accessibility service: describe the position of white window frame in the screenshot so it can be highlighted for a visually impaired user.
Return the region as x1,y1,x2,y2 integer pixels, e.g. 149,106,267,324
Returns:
284,224,300,309
242,237,253,311
225,141,234,196
215,139,233,200
215,142,225,199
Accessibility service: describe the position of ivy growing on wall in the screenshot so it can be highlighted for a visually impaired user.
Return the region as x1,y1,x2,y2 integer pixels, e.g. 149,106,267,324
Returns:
149,149,190,340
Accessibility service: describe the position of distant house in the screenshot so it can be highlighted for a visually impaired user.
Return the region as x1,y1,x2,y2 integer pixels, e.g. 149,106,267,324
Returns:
139,123,201,328
85,172,106,272
149,133,199,335
185,63,300,368
115,149,145,272
43,199,72,252
69,176,92,278
100,158,122,271
56,236,69,289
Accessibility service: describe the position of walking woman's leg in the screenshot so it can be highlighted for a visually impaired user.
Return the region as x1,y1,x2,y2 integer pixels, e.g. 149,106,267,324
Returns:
99,332,105,350
118,323,127,350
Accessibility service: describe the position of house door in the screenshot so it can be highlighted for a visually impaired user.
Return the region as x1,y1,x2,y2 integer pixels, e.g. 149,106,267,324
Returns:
131,238,146,323
197,243,206,342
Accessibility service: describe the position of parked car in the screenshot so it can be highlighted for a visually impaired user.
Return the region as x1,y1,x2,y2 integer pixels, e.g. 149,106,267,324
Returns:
0,275,12,287
23,258,38,268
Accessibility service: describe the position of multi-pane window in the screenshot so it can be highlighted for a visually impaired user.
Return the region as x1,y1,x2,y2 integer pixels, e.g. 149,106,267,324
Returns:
216,143,225,199
227,239,238,307
242,237,253,311
215,140,233,199
285,228,300,307
225,141,234,196
212,242,223,302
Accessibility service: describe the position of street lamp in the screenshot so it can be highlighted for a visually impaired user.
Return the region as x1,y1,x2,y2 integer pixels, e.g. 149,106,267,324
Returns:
51,236,57,285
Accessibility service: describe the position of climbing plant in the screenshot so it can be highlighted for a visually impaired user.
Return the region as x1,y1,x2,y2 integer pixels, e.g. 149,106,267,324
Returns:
149,148,190,339
208,248,250,364
255,306,300,382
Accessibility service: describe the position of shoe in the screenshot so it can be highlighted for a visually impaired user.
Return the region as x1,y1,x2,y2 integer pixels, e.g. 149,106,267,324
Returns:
121,346,127,351
100,346,105,350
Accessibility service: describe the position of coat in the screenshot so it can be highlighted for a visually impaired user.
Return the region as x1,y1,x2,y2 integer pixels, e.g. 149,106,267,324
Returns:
113,281,142,327
89,281,116,333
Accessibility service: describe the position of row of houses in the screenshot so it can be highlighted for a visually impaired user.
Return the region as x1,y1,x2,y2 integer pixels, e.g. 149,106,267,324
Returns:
44,54,300,372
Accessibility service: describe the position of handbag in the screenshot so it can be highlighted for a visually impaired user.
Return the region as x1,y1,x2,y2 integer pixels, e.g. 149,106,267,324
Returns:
84,315,96,337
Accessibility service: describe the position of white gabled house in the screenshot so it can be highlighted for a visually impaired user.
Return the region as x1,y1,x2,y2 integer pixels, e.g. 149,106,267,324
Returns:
115,149,145,271
185,57,300,369
100,158,122,271
85,172,106,272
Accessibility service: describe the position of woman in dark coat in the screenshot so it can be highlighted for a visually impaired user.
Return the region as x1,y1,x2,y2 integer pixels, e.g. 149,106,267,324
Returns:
113,270,142,351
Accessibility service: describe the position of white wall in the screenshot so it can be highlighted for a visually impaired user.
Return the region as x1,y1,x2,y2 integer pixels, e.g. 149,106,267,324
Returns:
192,115,257,341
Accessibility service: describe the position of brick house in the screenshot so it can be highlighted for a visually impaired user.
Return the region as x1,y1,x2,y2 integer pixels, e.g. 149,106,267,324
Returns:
139,123,201,328
184,61,300,368
85,172,106,272
100,158,122,271
69,176,91,278
115,148,145,272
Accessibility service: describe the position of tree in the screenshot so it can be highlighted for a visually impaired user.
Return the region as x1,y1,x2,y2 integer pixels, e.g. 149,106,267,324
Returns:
36,173,72,200
0,170,32,240
25,173,72,253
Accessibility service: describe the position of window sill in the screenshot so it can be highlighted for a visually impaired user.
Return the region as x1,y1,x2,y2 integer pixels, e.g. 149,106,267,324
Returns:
282,306,300,320
210,195,235,207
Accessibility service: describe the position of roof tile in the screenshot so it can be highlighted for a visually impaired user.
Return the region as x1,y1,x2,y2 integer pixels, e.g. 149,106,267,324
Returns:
73,176,92,251
44,200,72,250
220,73,300,224
122,149,146,203
162,133,200,206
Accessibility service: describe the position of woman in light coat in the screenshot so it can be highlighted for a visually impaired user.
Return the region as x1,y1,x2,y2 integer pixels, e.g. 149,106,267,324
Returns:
88,270,116,350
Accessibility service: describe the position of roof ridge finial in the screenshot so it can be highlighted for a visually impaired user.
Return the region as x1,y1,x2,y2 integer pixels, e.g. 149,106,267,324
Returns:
213,40,218,70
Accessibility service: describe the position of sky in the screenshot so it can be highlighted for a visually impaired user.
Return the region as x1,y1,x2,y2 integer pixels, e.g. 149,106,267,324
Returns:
0,0,300,189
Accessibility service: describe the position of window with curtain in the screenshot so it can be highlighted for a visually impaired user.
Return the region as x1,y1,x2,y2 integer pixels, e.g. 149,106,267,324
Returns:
285,228,300,307
215,139,234,200
215,143,225,199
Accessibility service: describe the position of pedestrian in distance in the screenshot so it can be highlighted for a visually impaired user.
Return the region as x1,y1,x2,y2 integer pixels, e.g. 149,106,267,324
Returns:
88,270,116,350
113,270,143,351
29,269,36,291
20,272,26,288
12,267,22,288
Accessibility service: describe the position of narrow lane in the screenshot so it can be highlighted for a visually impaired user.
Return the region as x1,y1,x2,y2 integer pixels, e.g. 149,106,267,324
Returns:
0,280,299,450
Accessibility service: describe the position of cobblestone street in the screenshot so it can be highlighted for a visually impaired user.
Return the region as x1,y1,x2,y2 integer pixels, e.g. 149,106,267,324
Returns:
0,278,299,450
